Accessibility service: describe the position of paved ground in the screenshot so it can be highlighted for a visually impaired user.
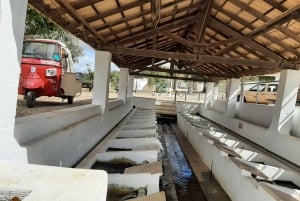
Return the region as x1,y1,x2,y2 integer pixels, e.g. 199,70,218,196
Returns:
16,90,204,117
16,91,92,117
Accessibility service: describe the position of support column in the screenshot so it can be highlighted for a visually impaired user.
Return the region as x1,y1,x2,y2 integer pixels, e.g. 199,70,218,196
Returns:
204,82,215,109
269,69,300,135
127,75,134,99
92,51,112,111
225,78,240,117
0,0,28,162
118,68,128,102
239,77,245,102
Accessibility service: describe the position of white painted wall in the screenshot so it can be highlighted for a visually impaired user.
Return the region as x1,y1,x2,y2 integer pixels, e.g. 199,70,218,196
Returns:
198,104,300,166
291,106,300,138
177,114,300,201
211,100,227,113
0,0,28,162
14,100,132,167
236,103,274,127
185,71,300,166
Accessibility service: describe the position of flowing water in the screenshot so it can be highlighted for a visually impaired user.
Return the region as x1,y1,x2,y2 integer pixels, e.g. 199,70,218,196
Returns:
159,121,207,201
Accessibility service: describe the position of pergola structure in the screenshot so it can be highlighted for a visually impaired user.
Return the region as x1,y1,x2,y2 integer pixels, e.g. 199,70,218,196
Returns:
29,0,300,81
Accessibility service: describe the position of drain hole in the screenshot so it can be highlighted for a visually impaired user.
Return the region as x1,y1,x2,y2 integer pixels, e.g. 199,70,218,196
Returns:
92,159,136,173
106,147,132,152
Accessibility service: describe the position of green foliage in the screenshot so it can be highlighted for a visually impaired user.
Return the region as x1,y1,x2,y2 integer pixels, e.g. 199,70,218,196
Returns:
110,71,120,90
156,83,168,93
25,7,83,63
83,67,94,85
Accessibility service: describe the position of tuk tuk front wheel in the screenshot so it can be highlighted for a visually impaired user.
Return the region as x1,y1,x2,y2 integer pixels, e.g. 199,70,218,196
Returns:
67,96,74,104
26,91,36,108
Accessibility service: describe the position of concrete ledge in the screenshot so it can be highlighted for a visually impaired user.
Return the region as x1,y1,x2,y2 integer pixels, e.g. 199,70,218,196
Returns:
177,113,300,201
14,104,101,145
0,161,107,201
108,99,124,111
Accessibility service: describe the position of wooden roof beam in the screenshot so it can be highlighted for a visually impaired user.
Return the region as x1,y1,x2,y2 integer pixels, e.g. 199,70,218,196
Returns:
248,5,300,37
195,0,214,43
206,37,238,49
86,0,150,23
151,0,161,28
72,0,104,10
100,46,294,69
161,32,194,48
57,0,107,44
95,0,186,32
130,66,231,78
129,72,214,82
209,18,282,61
117,14,198,44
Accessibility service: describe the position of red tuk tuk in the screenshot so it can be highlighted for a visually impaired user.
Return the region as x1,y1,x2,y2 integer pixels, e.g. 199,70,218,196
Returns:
18,39,82,107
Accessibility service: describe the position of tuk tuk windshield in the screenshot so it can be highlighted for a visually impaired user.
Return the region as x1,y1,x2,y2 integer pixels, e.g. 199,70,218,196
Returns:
22,41,60,61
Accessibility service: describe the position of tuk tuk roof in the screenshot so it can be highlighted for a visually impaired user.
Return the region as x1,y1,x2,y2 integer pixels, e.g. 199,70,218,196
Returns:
24,39,67,48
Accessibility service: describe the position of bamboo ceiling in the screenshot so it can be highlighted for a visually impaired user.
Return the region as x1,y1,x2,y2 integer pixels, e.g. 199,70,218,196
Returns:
29,0,300,81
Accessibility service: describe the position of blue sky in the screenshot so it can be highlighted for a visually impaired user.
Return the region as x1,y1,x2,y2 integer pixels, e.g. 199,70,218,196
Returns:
74,41,119,73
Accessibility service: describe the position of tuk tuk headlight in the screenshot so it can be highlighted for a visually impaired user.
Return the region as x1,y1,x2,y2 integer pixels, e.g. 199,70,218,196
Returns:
46,68,57,77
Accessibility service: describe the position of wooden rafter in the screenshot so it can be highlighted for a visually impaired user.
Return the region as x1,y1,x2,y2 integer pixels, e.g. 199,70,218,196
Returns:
114,14,198,44
130,66,231,78
209,18,283,61
56,0,107,43
100,46,295,69
29,0,300,80
86,0,150,23
248,5,300,37
129,72,213,82
195,0,214,43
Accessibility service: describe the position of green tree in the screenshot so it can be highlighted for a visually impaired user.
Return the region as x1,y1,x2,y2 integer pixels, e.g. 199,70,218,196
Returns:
83,66,94,85
25,7,83,63
110,71,120,90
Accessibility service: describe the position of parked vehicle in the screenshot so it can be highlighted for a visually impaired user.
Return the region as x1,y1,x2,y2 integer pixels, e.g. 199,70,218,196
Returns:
18,39,82,107
237,82,278,104
238,82,300,104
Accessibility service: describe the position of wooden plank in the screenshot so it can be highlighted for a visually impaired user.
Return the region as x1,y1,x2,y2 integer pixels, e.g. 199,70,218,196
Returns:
124,161,162,174
249,5,300,37
116,14,197,44
100,46,290,68
85,0,149,23
131,66,226,77
209,18,283,61
127,191,166,201
72,0,104,10
95,0,186,32
206,37,238,49
129,72,212,82
195,0,214,43
162,32,194,48
57,0,107,43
